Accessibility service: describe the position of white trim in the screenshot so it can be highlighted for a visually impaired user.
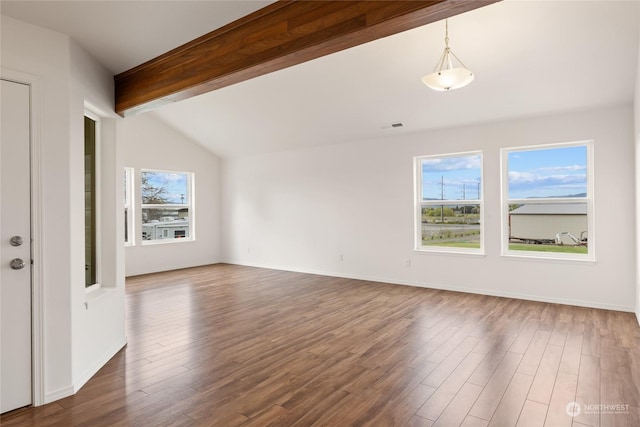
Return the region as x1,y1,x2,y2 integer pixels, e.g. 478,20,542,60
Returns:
500,140,594,262
124,167,135,246
44,385,75,405
191,172,196,241
225,261,635,313
414,248,486,258
84,107,102,287
84,284,114,308
1,69,45,406
414,151,484,255
141,237,196,246
500,252,594,263
140,169,194,244
125,258,221,278
72,336,127,394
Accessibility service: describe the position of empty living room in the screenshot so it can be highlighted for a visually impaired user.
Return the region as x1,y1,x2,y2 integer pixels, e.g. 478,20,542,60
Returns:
1,1,639,426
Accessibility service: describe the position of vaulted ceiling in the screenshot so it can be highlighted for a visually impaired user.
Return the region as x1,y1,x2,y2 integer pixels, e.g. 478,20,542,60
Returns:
113,1,496,117
2,1,639,158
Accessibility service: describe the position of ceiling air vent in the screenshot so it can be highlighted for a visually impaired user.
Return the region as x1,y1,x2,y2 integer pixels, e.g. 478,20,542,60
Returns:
382,122,404,129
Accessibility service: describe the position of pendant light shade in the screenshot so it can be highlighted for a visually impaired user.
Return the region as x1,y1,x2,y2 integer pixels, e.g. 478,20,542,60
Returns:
422,20,474,91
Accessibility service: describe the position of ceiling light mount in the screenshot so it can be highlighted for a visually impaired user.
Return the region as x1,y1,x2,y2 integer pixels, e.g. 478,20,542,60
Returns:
422,19,474,91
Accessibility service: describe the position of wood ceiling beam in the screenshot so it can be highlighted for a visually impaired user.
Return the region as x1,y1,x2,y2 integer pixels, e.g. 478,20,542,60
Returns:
114,0,499,117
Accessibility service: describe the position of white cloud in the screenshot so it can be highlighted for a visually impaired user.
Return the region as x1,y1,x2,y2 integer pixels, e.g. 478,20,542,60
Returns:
537,165,586,172
422,155,481,172
509,170,587,196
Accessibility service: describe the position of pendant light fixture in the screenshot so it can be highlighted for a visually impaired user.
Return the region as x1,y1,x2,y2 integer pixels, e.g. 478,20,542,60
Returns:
422,19,474,91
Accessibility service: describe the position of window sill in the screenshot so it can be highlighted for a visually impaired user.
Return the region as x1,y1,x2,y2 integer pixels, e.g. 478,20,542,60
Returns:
415,248,485,257
141,238,195,246
501,252,595,263
84,284,116,309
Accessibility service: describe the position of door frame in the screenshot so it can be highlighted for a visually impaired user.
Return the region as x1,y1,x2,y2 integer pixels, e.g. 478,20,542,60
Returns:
2,69,45,407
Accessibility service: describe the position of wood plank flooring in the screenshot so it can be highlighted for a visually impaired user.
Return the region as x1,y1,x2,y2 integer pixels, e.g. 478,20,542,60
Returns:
2,264,639,426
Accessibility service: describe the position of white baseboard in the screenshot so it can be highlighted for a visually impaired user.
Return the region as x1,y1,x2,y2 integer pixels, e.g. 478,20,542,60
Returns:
126,259,222,277
225,259,635,313
73,336,127,394
44,385,75,405
43,337,127,405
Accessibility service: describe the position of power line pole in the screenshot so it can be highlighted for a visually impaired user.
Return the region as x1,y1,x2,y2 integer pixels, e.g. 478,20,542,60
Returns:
462,183,466,216
440,176,444,223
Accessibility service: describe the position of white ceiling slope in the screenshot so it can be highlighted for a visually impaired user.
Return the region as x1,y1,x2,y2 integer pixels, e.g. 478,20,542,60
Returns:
2,1,639,159
0,0,275,74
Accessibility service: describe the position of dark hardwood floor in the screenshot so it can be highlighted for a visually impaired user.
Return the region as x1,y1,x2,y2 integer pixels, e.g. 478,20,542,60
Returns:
2,264,639,426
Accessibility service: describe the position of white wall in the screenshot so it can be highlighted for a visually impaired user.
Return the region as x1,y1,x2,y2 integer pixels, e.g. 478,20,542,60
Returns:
122,113,222,276
223,105,636,312
1,16,125,403
69,40,126,393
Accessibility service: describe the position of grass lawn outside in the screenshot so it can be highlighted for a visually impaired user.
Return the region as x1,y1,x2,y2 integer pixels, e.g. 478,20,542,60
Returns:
422,242,586,253
423,241,481,249
509,243,588,254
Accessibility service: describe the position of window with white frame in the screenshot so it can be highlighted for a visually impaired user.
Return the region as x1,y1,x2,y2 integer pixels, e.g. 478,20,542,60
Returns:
84,112,100,287
501,141,593,260
141,169,194,244
124,167,134,246
415,152,483,253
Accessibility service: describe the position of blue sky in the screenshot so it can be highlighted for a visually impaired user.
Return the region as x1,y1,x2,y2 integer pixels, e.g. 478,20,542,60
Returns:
421,154,481,201
508,145,587,199
421,146,587,201
142,171,188,204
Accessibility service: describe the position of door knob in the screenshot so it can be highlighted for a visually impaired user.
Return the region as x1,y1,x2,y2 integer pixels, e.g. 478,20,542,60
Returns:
10,236,23,246
10,258,25,270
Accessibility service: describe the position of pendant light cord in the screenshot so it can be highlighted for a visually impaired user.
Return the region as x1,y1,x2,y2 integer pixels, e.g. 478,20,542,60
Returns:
445,19,449,49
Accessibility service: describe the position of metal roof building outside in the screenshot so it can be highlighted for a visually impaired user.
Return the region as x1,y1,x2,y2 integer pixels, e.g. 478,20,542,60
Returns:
509,203,587,215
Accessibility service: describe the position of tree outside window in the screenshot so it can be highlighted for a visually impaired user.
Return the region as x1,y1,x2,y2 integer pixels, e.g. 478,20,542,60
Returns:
141,170,194,243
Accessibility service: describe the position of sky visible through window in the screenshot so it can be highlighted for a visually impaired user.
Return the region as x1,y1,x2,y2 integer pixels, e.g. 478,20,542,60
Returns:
508,145,587,199
142,171,188,204
421,154,481,201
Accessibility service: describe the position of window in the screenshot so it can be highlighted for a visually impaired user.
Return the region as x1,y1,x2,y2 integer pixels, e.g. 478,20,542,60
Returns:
124,167,134,246
84,113,99,286
141,169,194,244
502,142,593,260
415,152,483,253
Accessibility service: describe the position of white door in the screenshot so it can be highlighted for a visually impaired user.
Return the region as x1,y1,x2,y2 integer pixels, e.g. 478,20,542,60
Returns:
1,79,32,413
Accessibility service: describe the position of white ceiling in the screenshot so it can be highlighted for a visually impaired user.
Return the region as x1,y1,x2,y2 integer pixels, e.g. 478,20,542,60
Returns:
1,0,276,74
2,1,639,159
